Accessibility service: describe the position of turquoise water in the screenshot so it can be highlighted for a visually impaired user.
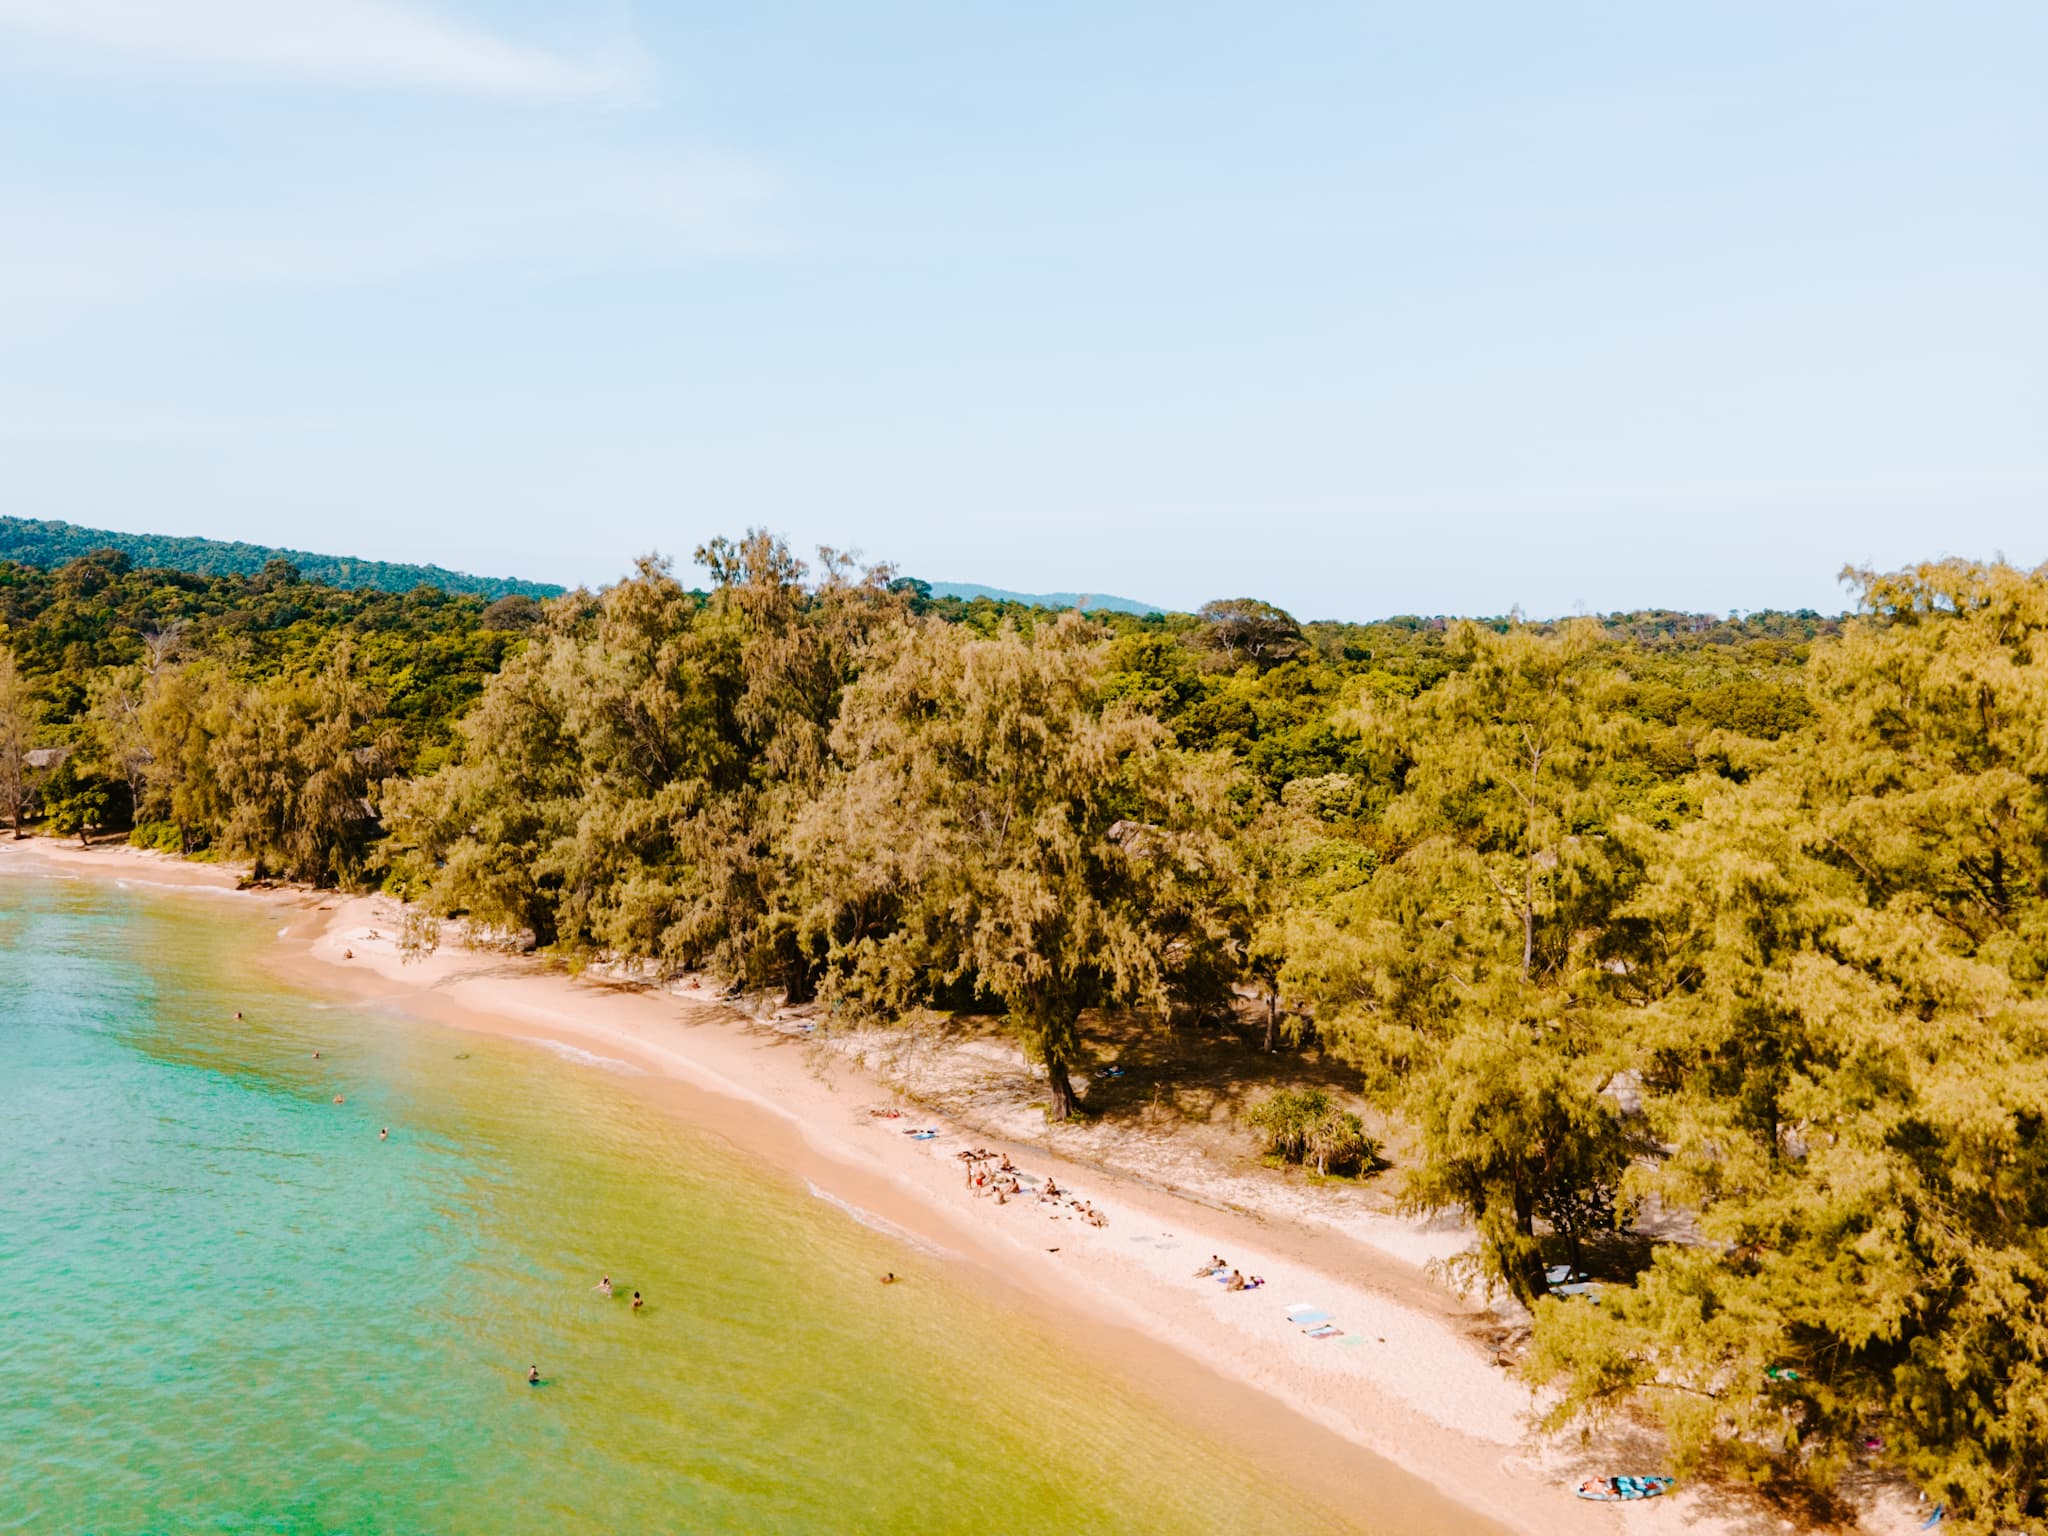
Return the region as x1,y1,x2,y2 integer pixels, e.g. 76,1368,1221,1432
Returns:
0,874,1374,1534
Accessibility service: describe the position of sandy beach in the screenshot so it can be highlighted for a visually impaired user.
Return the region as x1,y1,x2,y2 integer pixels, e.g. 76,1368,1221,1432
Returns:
3,837,1933,1536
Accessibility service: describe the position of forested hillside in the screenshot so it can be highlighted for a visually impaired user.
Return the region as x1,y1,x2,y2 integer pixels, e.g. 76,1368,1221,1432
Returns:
3,533,2042,1530
0,516,562,601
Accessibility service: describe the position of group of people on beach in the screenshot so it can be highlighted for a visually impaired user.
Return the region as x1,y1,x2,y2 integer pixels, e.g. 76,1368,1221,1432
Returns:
1192,1255,1265,1292
957,1147,1108,1227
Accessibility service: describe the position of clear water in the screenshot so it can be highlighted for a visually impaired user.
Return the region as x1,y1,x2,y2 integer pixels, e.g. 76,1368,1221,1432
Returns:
0,874,1373,1534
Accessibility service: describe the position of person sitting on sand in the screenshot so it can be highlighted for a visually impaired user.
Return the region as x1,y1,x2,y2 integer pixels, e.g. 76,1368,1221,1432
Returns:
1000,1154,1015,1172
596,1275,612,1297
343,948,353,959
1043,1178,1061,1198
1226,1270,1247,1291
1194,1255,1225,1276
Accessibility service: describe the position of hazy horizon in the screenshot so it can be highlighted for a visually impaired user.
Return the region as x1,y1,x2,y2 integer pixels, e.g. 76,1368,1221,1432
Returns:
2,3,2041,620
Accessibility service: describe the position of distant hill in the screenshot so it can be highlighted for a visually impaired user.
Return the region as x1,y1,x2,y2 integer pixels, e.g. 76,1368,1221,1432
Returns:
0,516,564,602
925,581,1161,616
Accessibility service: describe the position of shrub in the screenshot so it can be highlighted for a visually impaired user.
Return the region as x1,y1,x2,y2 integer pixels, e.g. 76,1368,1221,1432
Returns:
1247,1087,1380,1176
128,820,184,852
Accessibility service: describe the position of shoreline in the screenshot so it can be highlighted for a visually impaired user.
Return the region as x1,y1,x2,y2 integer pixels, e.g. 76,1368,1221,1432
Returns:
5,837,1902,1535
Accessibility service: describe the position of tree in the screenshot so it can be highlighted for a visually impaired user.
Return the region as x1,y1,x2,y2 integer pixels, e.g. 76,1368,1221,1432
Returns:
1286,621,1643,1301
135,662,227,853
1375,619,1626,981
1195,598,1307,670
796,614,1237,1119
0,646,31,836
90,666,152,819
40,755,114,845
1526,562,2048,1529
390,534,905,986
210,646,397,883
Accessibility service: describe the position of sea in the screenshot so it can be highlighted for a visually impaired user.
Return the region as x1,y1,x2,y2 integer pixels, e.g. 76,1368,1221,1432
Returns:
0,870,1418,1534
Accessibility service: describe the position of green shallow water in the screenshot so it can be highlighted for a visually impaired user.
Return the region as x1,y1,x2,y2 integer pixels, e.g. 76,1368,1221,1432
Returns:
0,873,1377,1534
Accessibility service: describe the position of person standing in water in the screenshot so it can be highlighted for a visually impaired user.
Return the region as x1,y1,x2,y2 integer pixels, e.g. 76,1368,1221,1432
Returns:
379,1127,388,1141
631,1291,643,1312
596,1275,612,1297
527,1366,541,1385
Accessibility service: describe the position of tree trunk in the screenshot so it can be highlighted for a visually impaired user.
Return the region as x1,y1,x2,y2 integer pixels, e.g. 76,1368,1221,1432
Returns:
781,955,817,1006
1045,1055,1080,1121
1029,987,1085,1121
1263,989,1279,1052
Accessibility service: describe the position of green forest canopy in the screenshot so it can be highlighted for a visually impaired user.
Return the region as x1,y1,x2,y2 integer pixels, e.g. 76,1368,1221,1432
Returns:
3,533,2043,1530
0,515,564,602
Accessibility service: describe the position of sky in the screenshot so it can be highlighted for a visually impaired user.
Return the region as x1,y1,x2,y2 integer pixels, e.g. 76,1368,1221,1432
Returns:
0,2,2042,620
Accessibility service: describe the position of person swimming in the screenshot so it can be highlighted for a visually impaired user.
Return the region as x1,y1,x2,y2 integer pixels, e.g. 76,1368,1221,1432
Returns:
596,1275,612,1297
880,1272,898,1285
233,1011,243,1021
332,1094,345,1104
379,1127,388,1140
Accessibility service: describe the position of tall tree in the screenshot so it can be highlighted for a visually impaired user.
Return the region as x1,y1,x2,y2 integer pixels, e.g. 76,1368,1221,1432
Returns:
796,614,1236,1119
1288,620,1642,1301
1527,562,2048,1529
211,646,396,884
135,662,228,853
390,534,904,984
0,646,31,837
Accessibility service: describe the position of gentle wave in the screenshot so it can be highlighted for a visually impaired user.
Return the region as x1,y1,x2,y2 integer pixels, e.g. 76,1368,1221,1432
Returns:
805,1179,954,1259
515,1035,646,1075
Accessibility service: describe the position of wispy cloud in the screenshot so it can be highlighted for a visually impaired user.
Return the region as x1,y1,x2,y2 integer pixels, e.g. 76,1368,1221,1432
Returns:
0,0,645,98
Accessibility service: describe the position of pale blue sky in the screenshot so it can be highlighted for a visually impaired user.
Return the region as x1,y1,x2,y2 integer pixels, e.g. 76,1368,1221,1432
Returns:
1,2,2041,618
